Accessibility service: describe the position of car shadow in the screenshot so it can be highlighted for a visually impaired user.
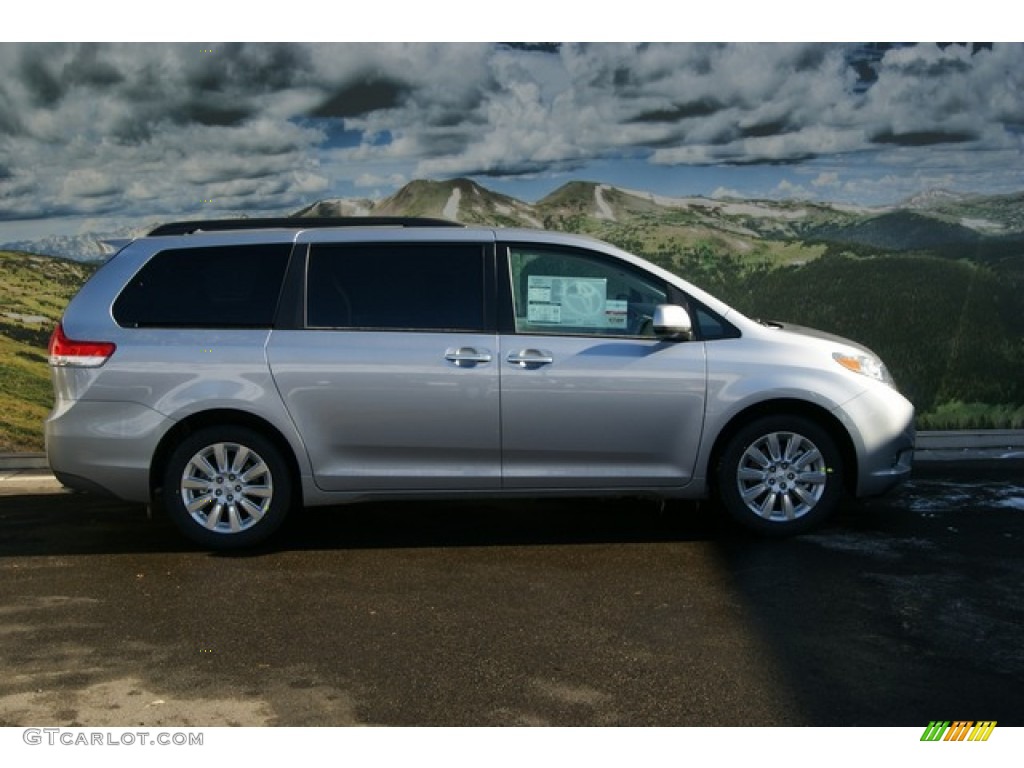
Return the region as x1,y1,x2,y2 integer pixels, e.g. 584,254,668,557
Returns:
0,491,737,557
271,497,732,554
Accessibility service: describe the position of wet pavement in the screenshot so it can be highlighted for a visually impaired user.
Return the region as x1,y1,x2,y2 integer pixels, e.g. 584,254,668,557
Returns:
0,459,1021,726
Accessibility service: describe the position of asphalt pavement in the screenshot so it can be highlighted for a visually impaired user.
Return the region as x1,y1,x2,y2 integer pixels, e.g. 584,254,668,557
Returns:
0,447,1022,727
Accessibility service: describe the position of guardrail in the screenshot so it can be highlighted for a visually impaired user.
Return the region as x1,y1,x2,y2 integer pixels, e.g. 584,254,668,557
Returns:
913,430,1024,461
0,453,48,470
914,430,1024,450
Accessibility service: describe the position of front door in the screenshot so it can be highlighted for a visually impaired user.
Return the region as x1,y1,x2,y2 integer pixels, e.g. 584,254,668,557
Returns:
499,244,707,489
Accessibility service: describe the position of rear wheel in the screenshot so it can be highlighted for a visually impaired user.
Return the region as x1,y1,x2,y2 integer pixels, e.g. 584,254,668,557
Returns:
162,426,291,550
716,415,843,535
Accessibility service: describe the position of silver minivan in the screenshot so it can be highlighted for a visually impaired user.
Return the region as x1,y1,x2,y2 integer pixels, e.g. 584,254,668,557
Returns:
46,218,915,549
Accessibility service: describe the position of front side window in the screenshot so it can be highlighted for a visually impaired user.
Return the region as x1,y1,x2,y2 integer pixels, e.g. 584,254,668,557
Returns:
113,244,291,328
508,246,668,337
306,243,486,332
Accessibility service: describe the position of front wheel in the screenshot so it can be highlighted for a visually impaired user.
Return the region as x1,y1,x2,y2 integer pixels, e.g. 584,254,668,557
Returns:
162,426,292,550
716,416,844,535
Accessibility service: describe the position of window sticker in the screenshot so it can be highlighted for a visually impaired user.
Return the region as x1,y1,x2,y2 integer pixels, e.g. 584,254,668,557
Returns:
528,302,562,324
528,283,552,303
604,299,628,329
526,275,616,327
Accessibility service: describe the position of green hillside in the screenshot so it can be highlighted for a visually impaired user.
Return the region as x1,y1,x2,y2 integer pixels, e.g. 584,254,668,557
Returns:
0,251,96,451
805,210,990,251
722,254,1023,416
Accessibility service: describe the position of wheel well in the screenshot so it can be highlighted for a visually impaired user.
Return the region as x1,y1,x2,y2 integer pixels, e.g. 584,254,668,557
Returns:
707,399,857,496
150,410,303,503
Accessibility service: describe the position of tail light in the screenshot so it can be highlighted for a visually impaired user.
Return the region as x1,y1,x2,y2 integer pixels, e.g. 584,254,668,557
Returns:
48,323,116,368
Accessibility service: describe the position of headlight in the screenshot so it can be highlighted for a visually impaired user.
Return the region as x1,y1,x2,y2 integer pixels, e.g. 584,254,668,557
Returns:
832,351,896,387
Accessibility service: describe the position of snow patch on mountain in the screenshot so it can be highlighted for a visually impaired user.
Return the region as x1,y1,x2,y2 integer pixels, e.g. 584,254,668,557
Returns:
594,185,615,221
959,217,1005,234
902,189,968,209
618,185,815,220
618,187,705,210
443,188,462,220
2,223,155,261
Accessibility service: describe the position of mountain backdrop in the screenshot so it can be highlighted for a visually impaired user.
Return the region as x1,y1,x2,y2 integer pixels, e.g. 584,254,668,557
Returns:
2,178,1023,451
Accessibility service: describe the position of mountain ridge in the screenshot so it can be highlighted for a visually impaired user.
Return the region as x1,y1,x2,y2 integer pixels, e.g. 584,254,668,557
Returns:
5,178,1024,261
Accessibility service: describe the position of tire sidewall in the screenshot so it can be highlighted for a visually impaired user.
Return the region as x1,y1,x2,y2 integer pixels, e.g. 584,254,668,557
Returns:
716,415,844,536
162,426,292,550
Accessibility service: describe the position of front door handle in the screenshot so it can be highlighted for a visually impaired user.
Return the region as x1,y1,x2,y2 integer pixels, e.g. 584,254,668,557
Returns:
506,349,554,368
444,347,493,367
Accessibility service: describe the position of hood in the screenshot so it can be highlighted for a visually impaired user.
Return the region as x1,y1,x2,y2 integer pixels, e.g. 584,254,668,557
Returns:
762,320,878,357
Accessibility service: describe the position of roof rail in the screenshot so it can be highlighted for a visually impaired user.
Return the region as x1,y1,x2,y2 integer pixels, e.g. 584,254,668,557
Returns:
147,217,463,236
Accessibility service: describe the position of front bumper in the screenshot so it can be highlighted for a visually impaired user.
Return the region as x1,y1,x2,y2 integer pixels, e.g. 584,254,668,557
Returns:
835,386,916,498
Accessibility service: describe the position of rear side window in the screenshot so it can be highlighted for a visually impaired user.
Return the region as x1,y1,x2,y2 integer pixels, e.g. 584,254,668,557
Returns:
306,243,486,332
113,244,291,328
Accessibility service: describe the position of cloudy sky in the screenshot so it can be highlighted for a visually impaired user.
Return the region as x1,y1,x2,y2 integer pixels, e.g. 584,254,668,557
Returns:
1,41,1022,242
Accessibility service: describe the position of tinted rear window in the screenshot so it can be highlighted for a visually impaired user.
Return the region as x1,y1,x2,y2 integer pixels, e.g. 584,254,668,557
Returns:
113,244,291,328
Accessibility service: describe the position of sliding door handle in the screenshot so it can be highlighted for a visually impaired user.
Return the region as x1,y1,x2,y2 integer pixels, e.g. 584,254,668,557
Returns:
506,349,554,368
444,347,493,367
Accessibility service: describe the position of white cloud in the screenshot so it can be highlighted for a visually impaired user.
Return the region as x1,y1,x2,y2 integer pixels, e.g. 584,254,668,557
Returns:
354,172,408,189
711,186,744,200
60,168,119,199
811,172,840,188
0,41,1022,232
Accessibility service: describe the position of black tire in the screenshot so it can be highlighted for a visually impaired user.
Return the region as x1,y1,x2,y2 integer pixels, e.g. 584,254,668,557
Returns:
716,415,844,536
162,426,292,550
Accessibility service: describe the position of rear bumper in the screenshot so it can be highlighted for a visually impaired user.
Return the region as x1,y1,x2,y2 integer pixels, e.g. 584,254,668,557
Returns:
45,400,171,502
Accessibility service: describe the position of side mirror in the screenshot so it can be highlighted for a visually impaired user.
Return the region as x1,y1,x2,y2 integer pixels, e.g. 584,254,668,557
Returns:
653,304,693,341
